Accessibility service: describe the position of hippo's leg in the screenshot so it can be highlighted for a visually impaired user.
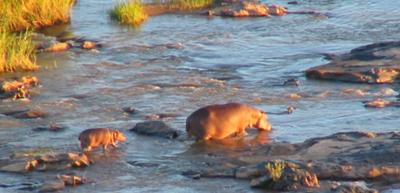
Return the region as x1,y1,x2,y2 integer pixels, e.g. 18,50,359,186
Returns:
83,146,92,152
237,128,248,137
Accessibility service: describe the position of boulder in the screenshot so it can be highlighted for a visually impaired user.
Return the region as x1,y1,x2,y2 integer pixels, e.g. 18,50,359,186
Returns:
130,121,179,139
250,164,319,191
306,41,400,84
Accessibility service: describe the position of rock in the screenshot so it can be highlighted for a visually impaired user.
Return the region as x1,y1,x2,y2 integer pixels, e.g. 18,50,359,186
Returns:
145,113,178,120
182,170,202,179
44,42,71,52
81,41,97,49
364,98,391,108
306,41,400,84
2,152,91,173
1,76,39,100
12,109,47,119
130,121,179,139
268,5,287,16
39,179,65,193
221,2,269,17
287,93,302,100
287,106,295,114
283,79,301,86
235,164,265,179
32,124,67,132
122,107,137,114
251,165,319,191
288,1,298,5
57,174,86,186
331,181,378,193
0,162,30,173
363,98,400,108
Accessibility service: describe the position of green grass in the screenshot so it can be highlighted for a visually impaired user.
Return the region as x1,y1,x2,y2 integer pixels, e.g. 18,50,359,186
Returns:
110,1,148,26
265,160,285,181
0,0,75,32
0,0,74,73
0,31,37,73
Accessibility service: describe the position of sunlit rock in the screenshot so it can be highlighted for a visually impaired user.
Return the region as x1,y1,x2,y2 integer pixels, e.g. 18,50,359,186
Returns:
306,41,400,84
44,42,71,52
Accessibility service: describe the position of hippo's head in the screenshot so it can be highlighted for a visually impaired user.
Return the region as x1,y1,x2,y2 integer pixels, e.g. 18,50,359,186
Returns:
113,130,127,142
253,111,272,131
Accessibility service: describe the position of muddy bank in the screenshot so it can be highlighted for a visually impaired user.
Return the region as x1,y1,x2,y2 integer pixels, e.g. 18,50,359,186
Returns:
306,41,400,84
183,131,400,192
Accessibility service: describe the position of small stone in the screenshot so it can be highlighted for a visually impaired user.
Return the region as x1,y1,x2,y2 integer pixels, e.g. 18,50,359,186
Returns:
288,1,298,5
122,107,137,114
44,42,71,52
82,41,96,49
57,174,86,186
269,5,287,16
364,98,390,108
283,79,300,86
287,106,295,114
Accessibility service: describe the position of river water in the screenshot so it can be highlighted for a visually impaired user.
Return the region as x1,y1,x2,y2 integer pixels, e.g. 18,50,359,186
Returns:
1,0,400,192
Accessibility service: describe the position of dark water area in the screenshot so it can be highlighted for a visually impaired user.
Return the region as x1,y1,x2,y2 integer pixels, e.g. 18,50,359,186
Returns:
1,0,400,192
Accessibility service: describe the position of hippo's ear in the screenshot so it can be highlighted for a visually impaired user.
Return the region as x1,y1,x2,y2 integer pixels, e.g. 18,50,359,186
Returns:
260,110,267,114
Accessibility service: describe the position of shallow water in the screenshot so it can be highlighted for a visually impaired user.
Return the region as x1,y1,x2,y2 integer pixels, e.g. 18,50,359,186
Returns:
1,0,400,192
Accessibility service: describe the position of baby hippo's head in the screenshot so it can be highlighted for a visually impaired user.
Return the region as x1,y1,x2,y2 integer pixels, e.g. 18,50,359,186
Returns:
253,111,272,131
113,130,127,142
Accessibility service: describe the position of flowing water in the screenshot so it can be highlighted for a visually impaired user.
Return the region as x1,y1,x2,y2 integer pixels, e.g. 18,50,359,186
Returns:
1,0,400,192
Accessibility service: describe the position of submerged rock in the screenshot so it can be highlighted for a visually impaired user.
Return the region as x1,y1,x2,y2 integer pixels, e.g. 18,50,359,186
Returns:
306,41,400,84
363,98,400,108
39,179,65,193
12,109,47,119
32,124,67,132
130,121,179,139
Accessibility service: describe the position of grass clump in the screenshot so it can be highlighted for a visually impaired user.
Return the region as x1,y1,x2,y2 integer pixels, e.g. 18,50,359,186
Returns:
0,0,75,32
265,160,285,181
110,1,148,26
0,31,37,73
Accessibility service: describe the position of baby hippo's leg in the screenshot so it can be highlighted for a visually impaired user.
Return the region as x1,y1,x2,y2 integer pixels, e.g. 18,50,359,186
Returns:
111,142,118,148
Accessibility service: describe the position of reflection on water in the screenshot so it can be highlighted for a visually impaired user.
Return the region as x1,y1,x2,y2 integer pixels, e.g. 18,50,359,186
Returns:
1,0,400,192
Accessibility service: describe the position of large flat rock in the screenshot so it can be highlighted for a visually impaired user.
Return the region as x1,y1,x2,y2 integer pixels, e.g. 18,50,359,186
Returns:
306,41,400,83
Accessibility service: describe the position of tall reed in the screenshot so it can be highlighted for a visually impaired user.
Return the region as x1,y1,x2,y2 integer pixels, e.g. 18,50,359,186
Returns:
0,31,37,73
0,0,75,32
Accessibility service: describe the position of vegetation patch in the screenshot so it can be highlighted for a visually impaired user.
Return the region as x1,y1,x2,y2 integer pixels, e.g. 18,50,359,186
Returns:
0,32,37,73
265,160,285,181
0,0,75,32
110,1,148,26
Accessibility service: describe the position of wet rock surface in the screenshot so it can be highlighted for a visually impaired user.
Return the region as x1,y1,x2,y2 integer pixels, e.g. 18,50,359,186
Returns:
130,121,180,139
184,131,400,192
306,41,400,84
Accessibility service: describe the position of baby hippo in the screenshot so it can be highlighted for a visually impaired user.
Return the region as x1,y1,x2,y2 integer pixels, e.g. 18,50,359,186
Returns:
186,103,272,141
79,128,127,152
